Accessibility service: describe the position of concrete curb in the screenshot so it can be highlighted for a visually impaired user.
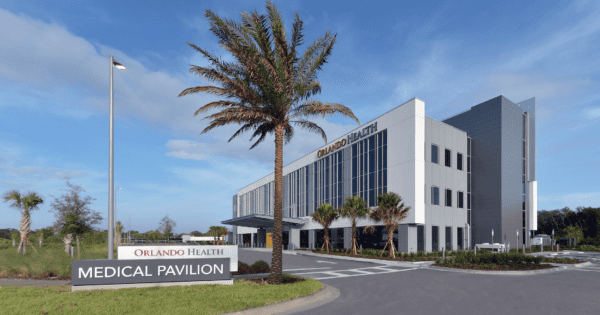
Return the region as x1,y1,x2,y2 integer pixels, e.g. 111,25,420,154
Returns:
239,248,299,255
222,284,339,315
295,251,435,268
427,261,592,276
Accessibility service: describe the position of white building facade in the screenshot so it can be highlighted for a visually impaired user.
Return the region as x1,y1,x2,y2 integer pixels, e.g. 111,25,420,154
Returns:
223,96,537,253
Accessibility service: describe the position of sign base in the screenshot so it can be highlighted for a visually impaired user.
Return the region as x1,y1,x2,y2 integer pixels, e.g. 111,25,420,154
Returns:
72,278,233,291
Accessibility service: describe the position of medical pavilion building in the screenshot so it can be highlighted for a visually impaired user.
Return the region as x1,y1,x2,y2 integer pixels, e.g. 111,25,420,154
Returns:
222,95,538,253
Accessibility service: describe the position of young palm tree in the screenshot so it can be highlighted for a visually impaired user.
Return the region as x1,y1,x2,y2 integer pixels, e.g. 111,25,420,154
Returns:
339,195,369,255
310,203,339,253
219,227,230,245
3,190,44,255
366,192,411,258
178,1,359,282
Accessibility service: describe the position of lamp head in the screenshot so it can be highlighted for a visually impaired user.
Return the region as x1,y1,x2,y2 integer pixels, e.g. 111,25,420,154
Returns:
113,60,127,70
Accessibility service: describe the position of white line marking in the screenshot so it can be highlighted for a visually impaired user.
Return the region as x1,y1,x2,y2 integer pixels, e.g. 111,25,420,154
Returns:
579,252,585,254
550,254,558,256
582,266,600,270
347,269,376,274
316,261,337,264
283,267,332,272
312,268,419,280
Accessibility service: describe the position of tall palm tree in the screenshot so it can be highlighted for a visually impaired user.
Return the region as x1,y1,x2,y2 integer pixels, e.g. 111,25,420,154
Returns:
179,1,359,282
3,190,44,255
311,203,339,253
366,192,411,258
339,195,369,255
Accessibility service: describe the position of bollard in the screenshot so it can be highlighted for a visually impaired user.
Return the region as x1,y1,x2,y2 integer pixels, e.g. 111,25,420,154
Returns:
474,246,477,256
282,245,285,251
442,247,445,260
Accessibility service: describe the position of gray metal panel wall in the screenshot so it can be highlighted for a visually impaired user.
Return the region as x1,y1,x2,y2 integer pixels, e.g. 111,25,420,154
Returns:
501,97,526,248
443,96,503,246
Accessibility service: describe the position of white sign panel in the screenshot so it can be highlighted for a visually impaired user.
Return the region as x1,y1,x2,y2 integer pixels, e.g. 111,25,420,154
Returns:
118,245,238,272
532,238,542,246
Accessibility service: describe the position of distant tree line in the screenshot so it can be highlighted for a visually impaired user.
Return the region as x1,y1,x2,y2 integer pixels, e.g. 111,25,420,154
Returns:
537,206,600,245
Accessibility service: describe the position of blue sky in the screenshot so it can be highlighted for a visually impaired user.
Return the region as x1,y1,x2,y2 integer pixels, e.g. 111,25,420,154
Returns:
1,0,599,234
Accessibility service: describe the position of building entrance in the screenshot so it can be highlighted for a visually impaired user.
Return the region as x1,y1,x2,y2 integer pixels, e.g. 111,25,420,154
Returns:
266,232,272,248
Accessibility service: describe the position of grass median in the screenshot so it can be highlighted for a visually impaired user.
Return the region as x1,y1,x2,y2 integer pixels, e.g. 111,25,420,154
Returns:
0,274,323,315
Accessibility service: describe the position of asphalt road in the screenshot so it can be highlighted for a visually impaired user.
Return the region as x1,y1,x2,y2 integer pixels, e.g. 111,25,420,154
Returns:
239,249,600,315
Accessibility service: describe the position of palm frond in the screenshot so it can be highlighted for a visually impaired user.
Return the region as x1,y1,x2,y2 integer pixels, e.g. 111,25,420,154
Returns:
291,100,360,125
193,100,240,117
290,120,327,143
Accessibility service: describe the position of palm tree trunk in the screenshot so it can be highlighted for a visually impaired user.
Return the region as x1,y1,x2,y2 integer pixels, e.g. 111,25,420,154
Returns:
324,227,330,253
23,234,28,255
387,226,396,258
351,221,358,255
268,125,284,284
17,238,23,253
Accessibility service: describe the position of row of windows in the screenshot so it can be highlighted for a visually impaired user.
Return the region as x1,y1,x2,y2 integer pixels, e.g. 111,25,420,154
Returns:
431,226,465,251
431,144,469,172
351,130,387,207
431,186,470,209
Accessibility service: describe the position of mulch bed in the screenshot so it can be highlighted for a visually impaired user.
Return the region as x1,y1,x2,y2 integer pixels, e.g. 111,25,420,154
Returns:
433,263,557,271
310,251,437,262
245,277,305,285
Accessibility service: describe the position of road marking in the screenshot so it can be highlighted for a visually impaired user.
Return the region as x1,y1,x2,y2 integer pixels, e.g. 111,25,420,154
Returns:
283,267,332,272
579,252,584,254
581,266,600,270
316,261,337,264
550,254,558,256
312,268,419,280
347,269,376,274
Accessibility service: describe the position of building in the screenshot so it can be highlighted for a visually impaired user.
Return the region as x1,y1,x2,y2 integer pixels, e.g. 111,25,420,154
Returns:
222,96,538,253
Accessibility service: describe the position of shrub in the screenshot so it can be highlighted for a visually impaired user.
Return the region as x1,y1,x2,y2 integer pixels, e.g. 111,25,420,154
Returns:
532,256,543,264
435,257,441,264
237,261,254,274
250,260,270,273
416,250,424,257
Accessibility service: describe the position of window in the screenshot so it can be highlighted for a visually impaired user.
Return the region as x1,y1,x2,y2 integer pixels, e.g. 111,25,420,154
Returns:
523,211,526,228
457,227,463,250
445,226,452,251
432,186,439,205
432,226,439,252
445,149,451,167
431,144,438,164
458,191,464,208
445,189,452,207
467,210,471,225
467,156,471,172
467,193,471,209
457,153,463,170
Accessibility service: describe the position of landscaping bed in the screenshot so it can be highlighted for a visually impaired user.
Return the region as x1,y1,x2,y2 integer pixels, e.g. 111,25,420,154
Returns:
306,248,444,261
432,250,584,271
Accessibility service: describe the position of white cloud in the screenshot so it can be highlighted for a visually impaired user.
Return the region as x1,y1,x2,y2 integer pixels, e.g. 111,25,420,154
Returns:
585,107,600,119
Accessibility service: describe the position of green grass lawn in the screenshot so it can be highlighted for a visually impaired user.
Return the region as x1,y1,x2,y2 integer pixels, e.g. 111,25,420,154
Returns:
0,275,323,315
0,242,112,279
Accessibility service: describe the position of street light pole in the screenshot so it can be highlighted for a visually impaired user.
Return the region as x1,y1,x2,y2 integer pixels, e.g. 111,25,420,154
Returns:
115,187,121,245
108,55,126,260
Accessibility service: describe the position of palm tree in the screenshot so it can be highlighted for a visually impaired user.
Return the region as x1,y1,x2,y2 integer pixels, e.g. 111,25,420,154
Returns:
3,190,44,255
178,1,359,282
366,192,411,258
219,226,230,245
310,203,339,253
207,226,219,245
339,195,369,255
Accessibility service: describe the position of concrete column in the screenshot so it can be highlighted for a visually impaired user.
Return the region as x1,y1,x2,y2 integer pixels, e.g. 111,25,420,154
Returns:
308,229,315,249
290,228,300,250
398,224,418,253
251,233,254,248
344,227,352,249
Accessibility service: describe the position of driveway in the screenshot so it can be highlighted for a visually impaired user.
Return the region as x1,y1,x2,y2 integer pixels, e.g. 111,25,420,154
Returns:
238,249,600,315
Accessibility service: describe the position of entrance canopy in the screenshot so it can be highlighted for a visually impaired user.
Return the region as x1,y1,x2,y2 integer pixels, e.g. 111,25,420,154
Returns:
221,214,306,229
